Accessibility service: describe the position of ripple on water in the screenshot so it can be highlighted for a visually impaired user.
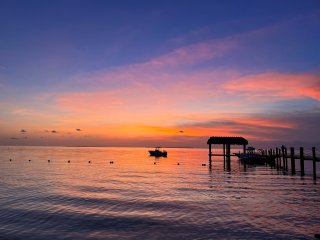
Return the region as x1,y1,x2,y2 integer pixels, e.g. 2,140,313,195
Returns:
0,147,319,240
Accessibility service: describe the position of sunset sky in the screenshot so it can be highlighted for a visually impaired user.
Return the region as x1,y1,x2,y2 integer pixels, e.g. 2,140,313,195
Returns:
0,0,319,147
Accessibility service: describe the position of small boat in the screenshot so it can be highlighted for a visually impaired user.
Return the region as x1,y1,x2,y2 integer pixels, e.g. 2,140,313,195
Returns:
149,147,167,157
238,147,274,165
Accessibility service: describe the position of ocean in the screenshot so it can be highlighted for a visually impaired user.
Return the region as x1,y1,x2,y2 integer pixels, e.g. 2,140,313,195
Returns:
0,146,319,239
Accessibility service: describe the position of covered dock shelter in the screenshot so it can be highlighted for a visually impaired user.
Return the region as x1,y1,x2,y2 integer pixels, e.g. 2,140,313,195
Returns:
207,136,248,167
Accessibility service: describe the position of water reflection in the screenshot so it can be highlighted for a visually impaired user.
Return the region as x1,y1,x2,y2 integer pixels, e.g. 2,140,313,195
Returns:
0,147,319,239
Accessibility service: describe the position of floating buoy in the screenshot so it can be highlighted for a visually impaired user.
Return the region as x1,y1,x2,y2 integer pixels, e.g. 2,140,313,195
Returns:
177,163,180,165
28,160,31,162
9,159,12,162
48,160,50,163
154,162,156,165
88,161,91,163
68,160,70,163
109,161,114,164
202,163,206,166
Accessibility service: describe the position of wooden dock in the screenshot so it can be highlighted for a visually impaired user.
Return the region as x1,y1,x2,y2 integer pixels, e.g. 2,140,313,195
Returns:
260,146,319,179
207,136,248,171
207,136,319,180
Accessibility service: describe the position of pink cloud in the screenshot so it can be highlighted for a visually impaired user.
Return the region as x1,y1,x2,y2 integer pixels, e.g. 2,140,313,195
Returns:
224,72,320,101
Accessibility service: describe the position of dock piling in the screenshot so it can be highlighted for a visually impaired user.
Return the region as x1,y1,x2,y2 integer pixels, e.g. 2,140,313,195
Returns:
312,147,316,180
225,144,231,171
276,148,280,169
290,147,295,175
282,146,288,171
209,143,212,165
223,143,226,168
300,147,305,177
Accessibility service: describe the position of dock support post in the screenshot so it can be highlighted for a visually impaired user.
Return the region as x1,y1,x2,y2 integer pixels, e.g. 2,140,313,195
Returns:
226,144,231,171
275,148,278,168
312,147,316,180
281,146,285,170
285,147,288,171
243,144,246,154
223,144,226,168
290,147,295,175
282,146,288,171
300,147,305,177
276,148,280,169
280,148,282,169
269,149,273,167
209,143,212,166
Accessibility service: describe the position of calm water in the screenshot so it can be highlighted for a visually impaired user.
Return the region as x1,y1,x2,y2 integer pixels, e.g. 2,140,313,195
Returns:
0,146,319,240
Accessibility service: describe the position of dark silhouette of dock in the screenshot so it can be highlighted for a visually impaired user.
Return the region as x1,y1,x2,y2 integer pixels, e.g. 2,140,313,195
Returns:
207,136,319,179
207,136,248,170
261,146,319,179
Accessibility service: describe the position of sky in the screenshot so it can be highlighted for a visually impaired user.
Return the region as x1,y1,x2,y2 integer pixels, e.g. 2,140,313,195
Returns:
0,0,319,148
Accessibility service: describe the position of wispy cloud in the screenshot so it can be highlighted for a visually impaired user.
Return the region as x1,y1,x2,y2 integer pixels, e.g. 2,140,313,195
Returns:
56,91,124,112
147,37,238,67
64,31,243,90
10,108,52,118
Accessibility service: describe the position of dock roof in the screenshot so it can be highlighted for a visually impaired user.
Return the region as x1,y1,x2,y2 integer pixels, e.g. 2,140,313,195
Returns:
207,136,248,145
